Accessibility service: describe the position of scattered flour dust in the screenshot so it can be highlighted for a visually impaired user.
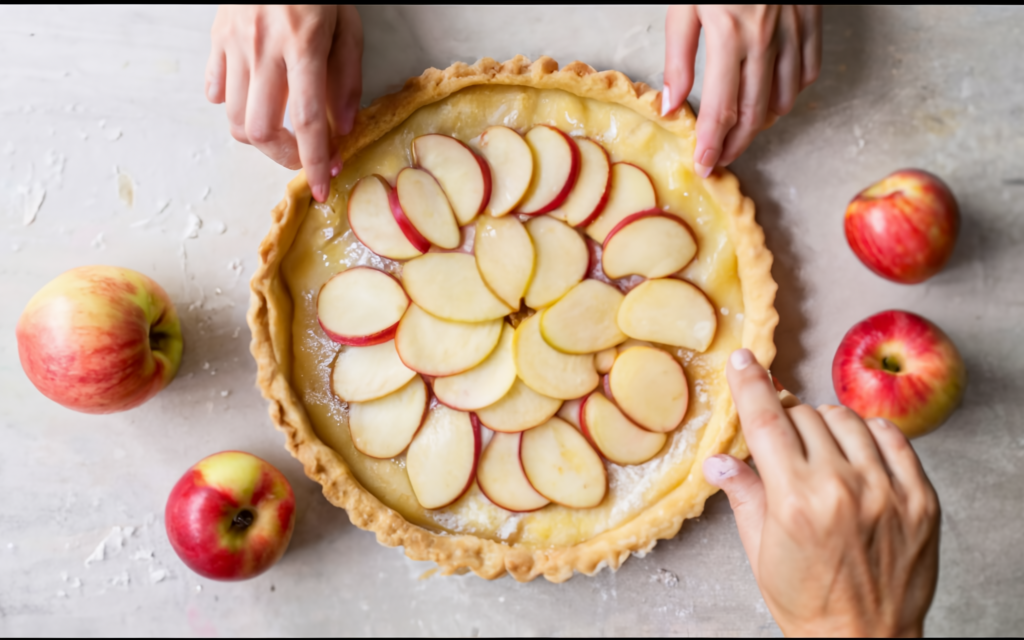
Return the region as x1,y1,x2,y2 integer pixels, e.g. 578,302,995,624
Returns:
84,525,136,567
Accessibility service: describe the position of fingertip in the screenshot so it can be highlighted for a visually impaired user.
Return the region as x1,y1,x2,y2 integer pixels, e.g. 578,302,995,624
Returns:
703,454,741,487
729,348,755,371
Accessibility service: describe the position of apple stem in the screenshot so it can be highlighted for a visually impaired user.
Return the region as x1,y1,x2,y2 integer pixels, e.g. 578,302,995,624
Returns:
881,356,902,374
231,509,255,532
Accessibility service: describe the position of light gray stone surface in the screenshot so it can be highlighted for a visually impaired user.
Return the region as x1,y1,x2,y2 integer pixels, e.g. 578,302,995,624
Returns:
1,5,1022,636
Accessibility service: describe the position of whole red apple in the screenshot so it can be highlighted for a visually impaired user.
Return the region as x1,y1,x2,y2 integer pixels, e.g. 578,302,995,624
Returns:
844,169,959,284
165,451,296,581
16,265,183,414
832,310,966,438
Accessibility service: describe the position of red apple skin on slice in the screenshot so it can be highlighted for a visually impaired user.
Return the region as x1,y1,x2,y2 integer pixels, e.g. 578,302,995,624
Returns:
513,313,600,400
402,252,512,322
585,163,658,243
608,346,688,433
517,125,581,216
601,210,697,279
617,278,718,352
406,405,481,510
474,215,535,309
474,378,562,433
523,216,589,309
475,126,534,217
521,417,607,509
387,188,431,254
539,279,627,354
557,138,611,227
331,339,417,403
395,304,503,377
412,134,491,225
317,267,410,346
394,167,461,249
349,375,428,459
579,392,667,465
433,323,516,411
347,175,424,261
477,432,550,513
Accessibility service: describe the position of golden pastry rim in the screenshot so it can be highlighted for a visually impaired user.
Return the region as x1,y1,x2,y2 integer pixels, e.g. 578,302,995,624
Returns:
246,55,779,583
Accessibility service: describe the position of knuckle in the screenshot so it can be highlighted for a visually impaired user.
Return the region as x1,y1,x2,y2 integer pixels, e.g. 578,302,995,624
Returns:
245,123,275,145
290,102,323,130
229,124,249,144
711,106,739,130
749,409,789,437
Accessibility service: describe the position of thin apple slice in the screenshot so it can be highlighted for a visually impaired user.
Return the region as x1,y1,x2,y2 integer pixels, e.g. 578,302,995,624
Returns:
539,279,627,354
557,397,584,429
580,392,667,465
558,138,611,227
347,175,424,260
477,432,550,512
474,378,561,433
433,323,516,411
393,167,461,249
412,134,491,225
617,279,718,352
513,313,599,400
402,253,512,322
331,339,416,403
523,216,588,309
474,215,535,309
608,346,688,433
349,375,428,458
602,211,697,279
317,267,409,345
617,338,654,354
406,405,481,509
594,348,617,374
521,417,606,508
395,304,503,376
585,163,657,243
516,125,580,215
476,126,533,217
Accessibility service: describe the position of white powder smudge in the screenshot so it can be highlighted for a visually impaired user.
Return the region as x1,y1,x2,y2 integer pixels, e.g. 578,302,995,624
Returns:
652,568,679,587
201,186,211,200
155,199,171,215
109,571,130,588
20,183,46,225
91,232,106,251
150,568,168,584
84,525,135,567
495,515,522,540
212,220,227,234
130,549,154,562
183,213,203,239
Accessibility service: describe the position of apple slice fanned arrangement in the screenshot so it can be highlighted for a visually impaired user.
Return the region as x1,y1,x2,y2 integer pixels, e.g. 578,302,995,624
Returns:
321,125,721,512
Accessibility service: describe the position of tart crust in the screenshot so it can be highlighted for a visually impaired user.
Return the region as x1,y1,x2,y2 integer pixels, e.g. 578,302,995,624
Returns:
247,56,779,582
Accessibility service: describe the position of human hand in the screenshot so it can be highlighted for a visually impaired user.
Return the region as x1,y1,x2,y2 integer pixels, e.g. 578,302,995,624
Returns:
662,5,822,177
704,349,940,637
206,5,363,202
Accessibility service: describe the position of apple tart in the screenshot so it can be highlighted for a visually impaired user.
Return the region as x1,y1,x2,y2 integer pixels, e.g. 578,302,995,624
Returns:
248,56,778,582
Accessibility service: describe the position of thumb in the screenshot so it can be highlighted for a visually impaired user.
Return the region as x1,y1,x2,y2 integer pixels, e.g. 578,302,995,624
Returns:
704,454,766,575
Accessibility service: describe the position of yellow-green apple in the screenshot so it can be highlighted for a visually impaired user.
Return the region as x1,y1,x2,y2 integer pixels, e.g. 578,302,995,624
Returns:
16,265,182,414
165,451,296,581
832,309,966,438
844,169,959,284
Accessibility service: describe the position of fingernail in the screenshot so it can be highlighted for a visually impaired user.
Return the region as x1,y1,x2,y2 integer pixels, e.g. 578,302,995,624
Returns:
661,85,672,117
694,149,716,178
313,184,326,203
730,348,754,371
330,159,343,178
873,417,896,430
703,455,739,485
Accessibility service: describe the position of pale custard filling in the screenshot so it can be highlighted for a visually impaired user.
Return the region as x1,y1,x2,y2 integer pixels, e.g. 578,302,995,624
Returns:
281,85,743,548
